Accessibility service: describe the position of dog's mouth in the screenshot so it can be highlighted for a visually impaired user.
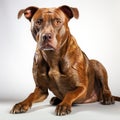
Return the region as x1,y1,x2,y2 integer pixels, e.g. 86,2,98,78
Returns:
40,42,56,51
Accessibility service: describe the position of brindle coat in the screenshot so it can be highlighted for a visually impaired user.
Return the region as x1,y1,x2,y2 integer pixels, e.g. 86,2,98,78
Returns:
10,5,120,116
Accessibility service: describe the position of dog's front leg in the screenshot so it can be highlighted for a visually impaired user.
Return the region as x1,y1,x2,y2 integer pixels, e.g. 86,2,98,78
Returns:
10,87,48,114
55,85,86,116
10,52,49,114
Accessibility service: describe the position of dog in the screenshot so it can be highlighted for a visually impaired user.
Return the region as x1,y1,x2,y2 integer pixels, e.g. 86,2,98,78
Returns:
10,5,120,116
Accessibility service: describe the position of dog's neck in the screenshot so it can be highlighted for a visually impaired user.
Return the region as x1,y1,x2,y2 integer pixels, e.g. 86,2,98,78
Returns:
40,34,81,68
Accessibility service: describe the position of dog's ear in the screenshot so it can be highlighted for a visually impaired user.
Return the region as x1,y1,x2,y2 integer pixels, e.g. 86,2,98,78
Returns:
59,5,79,20
18,6,39,21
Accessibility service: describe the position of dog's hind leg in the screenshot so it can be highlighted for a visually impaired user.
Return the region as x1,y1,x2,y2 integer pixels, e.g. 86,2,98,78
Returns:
90,60,115,105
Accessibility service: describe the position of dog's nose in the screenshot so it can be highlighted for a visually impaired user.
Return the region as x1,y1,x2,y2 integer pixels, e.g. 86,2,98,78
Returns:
42,33,52,41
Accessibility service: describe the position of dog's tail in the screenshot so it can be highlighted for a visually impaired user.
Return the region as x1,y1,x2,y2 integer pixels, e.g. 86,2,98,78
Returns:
113,96,120,101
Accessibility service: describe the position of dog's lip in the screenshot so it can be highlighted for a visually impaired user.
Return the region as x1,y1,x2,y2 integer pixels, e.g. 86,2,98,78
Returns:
40,43,55,51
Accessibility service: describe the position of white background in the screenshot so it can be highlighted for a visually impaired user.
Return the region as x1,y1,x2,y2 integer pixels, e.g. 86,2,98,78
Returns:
0,0,120,120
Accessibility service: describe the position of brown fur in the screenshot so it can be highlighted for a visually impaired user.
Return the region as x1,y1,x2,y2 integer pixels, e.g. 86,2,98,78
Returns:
10,5,120,116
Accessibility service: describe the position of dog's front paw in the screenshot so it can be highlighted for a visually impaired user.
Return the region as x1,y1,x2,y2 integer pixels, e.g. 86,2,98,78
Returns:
55,103,71,116
10,102,31,114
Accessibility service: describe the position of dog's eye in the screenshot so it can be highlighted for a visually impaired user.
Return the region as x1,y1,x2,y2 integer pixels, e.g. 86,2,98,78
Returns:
35,19,43,25
54,18,62,26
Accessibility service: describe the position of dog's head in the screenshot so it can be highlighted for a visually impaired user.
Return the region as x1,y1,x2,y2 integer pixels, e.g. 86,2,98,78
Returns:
18,5,79,51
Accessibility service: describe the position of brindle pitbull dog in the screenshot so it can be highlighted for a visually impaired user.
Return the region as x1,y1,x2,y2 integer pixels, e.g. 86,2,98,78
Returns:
11,5,120,115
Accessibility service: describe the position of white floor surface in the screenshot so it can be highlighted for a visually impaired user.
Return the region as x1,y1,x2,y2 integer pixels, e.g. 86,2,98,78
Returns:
0,95,120,120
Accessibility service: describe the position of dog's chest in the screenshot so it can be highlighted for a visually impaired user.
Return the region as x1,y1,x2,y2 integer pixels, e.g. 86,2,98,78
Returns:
48,67,79,98
42,52,80,97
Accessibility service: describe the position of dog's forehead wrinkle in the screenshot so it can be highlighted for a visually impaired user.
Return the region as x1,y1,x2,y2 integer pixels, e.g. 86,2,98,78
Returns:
42,7,56,13
37,8,63,20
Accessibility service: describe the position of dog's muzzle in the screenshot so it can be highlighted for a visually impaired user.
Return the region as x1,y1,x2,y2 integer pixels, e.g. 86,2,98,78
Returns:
39,33,55,51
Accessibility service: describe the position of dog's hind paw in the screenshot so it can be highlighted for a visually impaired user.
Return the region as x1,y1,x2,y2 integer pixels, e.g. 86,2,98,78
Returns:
101,93,115,105
50,97,62,105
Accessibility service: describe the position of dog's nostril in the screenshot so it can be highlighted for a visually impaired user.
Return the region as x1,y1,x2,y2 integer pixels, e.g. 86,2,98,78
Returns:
43,35,47,41
43,33,52,41
48,35,52,39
